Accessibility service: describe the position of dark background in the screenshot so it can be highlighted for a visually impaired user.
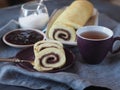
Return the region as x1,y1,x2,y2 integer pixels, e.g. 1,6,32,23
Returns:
0,0,120,8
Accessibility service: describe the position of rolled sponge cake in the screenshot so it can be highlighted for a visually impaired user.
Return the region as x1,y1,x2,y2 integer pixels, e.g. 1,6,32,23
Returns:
33,40,66,71
47,0,94,42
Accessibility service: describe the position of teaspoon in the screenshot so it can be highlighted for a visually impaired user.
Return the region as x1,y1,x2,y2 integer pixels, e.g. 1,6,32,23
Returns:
0,58,34,65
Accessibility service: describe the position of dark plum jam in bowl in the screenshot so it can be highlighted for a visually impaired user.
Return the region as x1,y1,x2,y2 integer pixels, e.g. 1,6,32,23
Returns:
2,29,46,48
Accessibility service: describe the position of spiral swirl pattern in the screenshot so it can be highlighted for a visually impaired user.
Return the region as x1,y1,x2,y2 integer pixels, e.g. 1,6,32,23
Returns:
47,25,76,42
33,40,66,71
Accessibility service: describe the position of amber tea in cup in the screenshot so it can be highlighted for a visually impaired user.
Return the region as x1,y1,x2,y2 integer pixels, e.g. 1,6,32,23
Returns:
80,31,109,40
76,26,120,64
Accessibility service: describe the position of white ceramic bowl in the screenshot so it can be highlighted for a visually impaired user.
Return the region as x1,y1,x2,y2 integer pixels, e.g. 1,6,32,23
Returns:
2,28,46,48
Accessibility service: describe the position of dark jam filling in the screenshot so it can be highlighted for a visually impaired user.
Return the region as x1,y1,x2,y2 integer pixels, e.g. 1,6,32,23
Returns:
39,53,59,67
53,29,70,40
5,30,44,45
39,46,58,51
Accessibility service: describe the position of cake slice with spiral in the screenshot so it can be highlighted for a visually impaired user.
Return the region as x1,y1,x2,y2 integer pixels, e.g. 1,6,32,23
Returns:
47,24,76,42
34,40,63,56
33,40,66,71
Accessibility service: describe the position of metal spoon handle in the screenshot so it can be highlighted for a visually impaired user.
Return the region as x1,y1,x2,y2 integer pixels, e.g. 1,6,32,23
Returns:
0,58,31,63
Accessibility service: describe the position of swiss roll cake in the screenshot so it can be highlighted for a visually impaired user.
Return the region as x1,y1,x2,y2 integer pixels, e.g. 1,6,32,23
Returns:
46,0,94,42
33,40,66,71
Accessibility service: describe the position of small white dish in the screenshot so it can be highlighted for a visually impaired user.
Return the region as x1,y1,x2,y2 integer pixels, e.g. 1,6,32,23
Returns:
46,37,77,46
2,28,46,48
60,41,77,46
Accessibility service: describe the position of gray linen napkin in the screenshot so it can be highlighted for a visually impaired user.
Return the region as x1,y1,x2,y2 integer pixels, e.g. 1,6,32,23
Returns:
0,20,91,90
0,13,120,90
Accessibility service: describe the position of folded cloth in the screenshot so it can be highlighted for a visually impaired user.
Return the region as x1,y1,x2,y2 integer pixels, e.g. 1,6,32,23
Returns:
0,20,21,58
0,13,119,90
